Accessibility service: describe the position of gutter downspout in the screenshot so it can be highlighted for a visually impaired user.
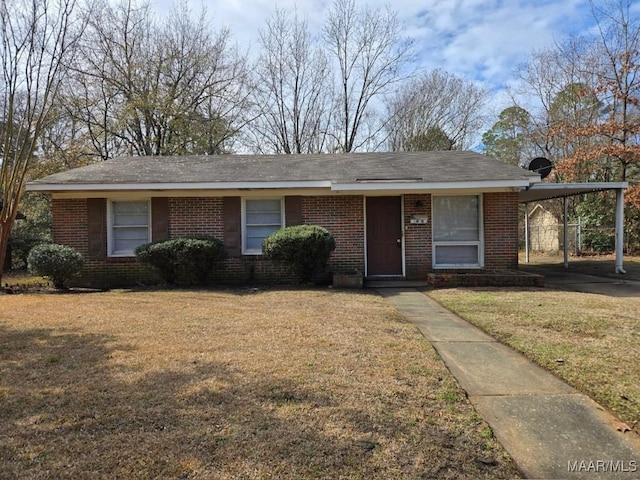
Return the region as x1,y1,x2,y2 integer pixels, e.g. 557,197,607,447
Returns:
524,203,530,264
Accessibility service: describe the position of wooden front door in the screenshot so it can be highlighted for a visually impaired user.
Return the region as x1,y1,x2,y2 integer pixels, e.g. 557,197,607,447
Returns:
366,196,403,276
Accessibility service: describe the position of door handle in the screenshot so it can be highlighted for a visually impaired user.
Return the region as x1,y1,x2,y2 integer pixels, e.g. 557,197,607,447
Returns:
396,238,402,247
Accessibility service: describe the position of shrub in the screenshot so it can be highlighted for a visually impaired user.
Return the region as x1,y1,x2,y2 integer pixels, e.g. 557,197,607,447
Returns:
27,243,84,289
576,194,615,253
8,236,47,269
135,241,179,284
135,237,227,285
262,225,335,283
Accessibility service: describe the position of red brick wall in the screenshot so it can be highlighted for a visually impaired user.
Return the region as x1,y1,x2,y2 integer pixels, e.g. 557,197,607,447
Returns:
168,197,224,238
52,199,88,256
300,195,365,274
52,195,365,287
403,194,432,279
52,198,156,287
483,192,519,270
171,195,365,283
51,191,519,287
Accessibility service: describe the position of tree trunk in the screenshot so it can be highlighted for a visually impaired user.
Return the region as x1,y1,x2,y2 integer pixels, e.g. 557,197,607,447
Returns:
0,221,11,284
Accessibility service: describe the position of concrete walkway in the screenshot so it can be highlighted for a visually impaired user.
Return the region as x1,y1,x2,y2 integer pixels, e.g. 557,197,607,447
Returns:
379,288,640,480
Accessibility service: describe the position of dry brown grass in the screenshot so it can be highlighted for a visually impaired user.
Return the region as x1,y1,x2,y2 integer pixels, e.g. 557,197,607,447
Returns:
428,288,640,435
0,288,518,479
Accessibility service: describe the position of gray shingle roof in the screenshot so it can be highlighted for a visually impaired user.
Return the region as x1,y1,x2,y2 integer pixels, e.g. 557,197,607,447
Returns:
28,151,538,189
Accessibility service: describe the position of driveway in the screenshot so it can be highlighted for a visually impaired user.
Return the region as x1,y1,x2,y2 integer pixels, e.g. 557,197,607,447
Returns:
521,264,640,298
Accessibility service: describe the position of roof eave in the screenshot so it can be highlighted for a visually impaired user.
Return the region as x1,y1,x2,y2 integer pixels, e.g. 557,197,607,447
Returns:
331,179,538,191
27,178,540,194
26,180,334,192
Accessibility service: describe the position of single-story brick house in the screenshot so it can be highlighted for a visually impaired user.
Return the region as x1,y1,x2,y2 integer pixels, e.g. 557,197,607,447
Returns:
27,152,540,287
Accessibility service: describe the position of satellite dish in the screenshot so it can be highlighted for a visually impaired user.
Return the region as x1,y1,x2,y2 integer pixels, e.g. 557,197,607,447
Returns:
528,157,553,179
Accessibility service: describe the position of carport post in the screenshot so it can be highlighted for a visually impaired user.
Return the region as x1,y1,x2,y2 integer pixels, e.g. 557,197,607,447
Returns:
563,196,569,269
615,188,626,274
524,203,530,263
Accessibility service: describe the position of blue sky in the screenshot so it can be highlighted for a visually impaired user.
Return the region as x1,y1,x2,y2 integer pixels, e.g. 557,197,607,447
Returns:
149,0,597,116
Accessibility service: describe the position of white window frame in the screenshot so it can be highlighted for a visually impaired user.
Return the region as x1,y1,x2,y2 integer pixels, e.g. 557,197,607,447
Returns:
107,199,152,257
242,197,284,255
432,194,484,269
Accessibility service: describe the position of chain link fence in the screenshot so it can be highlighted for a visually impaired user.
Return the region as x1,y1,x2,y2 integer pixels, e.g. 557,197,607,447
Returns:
519,222,631,254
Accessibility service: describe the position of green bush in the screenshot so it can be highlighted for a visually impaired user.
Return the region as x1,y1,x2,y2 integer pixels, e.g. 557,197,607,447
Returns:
27,243,84,289
135,241,178,284
576,195,615,253
262,225,335,283
8,236,47,269
135,237,227,285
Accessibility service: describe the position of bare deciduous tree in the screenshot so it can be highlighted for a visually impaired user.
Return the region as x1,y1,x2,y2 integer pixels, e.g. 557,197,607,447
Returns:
248,8,333,154
0,0,81,281
324,0,413,152
509,41,603,174
66,0,251,159
386,70,489,152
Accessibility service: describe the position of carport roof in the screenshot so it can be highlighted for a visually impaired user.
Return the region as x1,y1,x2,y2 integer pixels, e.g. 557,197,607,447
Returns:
519,182,628,203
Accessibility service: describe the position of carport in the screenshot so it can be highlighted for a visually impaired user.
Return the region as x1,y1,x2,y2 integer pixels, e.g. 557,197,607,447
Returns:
519,182,629,274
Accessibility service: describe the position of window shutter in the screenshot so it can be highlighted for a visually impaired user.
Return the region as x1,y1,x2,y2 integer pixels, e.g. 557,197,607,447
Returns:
87,198,106,260
151,197,169,242
285,196,303,226
223,196,241,257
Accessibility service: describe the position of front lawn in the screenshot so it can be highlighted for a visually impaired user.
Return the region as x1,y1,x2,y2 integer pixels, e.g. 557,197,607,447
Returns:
0,288,518,479
428,287,640,435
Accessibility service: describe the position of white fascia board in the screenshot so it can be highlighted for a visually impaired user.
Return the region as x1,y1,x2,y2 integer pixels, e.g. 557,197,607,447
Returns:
527,181,628,191
331,179,536,192
26,180,333,192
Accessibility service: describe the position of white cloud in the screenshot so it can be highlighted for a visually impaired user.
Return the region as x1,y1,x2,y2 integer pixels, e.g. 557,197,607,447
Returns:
408,0,591,85
150,0,594,91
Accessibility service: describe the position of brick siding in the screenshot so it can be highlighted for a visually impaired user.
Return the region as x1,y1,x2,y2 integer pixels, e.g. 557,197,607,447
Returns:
51,191,519,287
483,192,519,270
403,194,432,279
168,197,224,238
52,199,156,287
299,196,365,275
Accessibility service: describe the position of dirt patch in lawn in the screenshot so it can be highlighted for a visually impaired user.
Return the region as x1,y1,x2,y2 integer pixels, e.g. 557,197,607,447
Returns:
428,287,640,435
0,288,519,479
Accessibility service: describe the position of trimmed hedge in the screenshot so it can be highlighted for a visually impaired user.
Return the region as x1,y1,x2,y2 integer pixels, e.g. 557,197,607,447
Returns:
134,237,227,285
27,243,84,289
262,225,335,283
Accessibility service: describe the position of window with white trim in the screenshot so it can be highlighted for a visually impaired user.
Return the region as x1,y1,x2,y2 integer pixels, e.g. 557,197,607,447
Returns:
432,195,483,268
108,200,151,256
242,198,284,254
